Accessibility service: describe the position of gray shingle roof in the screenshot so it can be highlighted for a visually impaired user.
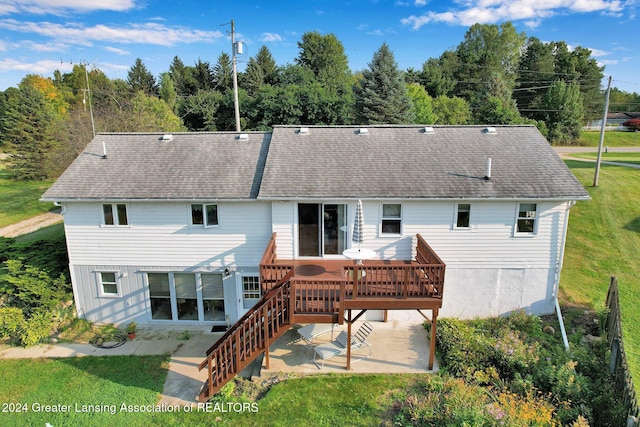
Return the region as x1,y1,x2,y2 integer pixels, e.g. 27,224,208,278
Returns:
258,125,590,200
42,125,590,202
41,132,271,200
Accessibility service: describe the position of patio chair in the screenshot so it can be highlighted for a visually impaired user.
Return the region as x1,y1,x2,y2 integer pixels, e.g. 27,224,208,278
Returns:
313,321,373,369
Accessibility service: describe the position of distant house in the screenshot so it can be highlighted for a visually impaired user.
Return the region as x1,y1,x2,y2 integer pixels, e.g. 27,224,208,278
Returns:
588,112,640,128
42,125,589,328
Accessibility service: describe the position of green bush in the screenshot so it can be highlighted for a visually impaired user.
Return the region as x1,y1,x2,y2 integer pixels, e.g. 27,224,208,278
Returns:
19,310,53,347
0,307,25,341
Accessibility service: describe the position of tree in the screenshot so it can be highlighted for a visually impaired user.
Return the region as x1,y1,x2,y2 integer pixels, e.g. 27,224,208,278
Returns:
126,58,157,96
169,56,198,96
454,22,525,122
212,53,233,91
178,90,222,131
406,83,436,124
193,58,215,91
0,76,69,180
117,92,185,132
515,37,556,120
538,81,584,144
421,53,458,98
432,95,471,125
254,45,277,85
159,72,178,112
296,31,352,95
354,43,414,124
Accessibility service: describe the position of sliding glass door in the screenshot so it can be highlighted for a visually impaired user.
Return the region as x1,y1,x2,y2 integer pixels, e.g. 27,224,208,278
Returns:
298,203,346,257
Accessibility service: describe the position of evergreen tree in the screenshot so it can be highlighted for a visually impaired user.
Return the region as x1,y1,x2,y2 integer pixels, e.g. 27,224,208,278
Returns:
159,72,178,112
127,58,157,96
354,43,414,124
193,58,214,91
1,81,66,180
254,45,277,85
212,52,233,91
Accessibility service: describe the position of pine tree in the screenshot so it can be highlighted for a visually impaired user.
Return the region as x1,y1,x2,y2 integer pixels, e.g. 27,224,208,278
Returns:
127,58,157,96
354,43,413,124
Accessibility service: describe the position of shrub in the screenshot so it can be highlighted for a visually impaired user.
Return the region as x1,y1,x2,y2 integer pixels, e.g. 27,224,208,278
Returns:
19,310,54,347
0,307,25,342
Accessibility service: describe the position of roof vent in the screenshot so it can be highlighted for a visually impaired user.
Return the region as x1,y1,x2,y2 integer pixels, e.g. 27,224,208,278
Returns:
358,128,369,135
161,134,173,141
237,133,249,141
483,127,497,134
298,127,309,135
423,126,434,134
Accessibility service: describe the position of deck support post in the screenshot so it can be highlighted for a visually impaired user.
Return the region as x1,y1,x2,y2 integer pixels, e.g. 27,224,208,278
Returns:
346,309,352,370
429,308,438,370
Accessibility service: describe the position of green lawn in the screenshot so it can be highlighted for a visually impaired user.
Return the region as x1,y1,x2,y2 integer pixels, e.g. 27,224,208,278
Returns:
575,130,640,147
0,165,56,228
561,160,640,393
569,152,640,165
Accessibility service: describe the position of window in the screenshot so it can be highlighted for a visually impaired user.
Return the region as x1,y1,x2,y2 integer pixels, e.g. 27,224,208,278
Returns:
102,203,128,226
148,273,172,320
517,203,538,234
202,274,225,321
191,204,218,227
174,273,197,321
100,272,118,295
455,204,471,229
381,203,402,234
242,276,261,309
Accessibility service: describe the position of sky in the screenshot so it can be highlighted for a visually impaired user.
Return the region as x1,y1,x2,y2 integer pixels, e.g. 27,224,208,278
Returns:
0,0,639,94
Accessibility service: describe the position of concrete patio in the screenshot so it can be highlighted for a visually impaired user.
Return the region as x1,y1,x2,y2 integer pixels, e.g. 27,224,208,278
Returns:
159,318,438,405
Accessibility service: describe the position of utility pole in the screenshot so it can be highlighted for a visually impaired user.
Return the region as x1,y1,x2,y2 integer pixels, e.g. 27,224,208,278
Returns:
231,20,241,132
593,75,612,187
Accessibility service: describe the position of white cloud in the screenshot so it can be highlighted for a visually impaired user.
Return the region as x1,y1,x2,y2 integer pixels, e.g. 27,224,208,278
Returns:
0,19,224,46
0,57,73,73
104,46,131,55
367,29,385,36
0,0,136,16
589,48,610,56
401,0,626,28
260,32,283,42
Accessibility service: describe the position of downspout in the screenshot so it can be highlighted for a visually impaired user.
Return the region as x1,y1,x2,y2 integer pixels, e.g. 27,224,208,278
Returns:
555,200,575,351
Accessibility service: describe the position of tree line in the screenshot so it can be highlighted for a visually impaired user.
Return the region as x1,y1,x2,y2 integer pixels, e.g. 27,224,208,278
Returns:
1,21,637,181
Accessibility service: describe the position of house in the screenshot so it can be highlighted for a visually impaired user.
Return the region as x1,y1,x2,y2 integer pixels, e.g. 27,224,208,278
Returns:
41,125,590,329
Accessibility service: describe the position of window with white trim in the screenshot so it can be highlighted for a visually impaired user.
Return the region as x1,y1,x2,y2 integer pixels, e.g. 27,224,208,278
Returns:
381,203,402,235
102,203,128,226
242,276,261,309
99,272,118,296
455,203,471,229
516,203,538,234
191,204,219,227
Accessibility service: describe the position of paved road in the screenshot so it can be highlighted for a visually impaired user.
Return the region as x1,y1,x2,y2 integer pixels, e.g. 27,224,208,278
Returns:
553,146,640,153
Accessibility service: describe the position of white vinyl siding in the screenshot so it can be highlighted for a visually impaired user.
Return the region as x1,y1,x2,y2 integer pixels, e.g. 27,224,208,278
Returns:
63,201,272,267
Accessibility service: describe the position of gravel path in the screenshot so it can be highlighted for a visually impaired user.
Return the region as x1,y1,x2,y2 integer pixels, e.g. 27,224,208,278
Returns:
0,211,63,238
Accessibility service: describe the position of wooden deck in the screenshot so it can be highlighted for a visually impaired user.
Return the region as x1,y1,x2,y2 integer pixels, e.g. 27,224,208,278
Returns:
197,233,446,401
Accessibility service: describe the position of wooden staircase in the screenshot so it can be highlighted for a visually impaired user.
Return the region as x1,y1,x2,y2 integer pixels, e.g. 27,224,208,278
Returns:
197,270,294,402
197,233,446,401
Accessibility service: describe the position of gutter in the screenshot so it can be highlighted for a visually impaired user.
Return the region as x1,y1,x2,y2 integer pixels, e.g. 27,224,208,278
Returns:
555,200,575,351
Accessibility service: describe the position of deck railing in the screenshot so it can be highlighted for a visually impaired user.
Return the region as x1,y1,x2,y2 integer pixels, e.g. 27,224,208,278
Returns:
260,233,293,291
290,278,345,323
343,263,443,299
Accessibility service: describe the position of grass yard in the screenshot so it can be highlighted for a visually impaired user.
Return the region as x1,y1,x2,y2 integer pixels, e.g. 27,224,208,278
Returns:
568,152,640,165
0,356,173,427
575,130,640,147
0,165,56,228
561,160,640,394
